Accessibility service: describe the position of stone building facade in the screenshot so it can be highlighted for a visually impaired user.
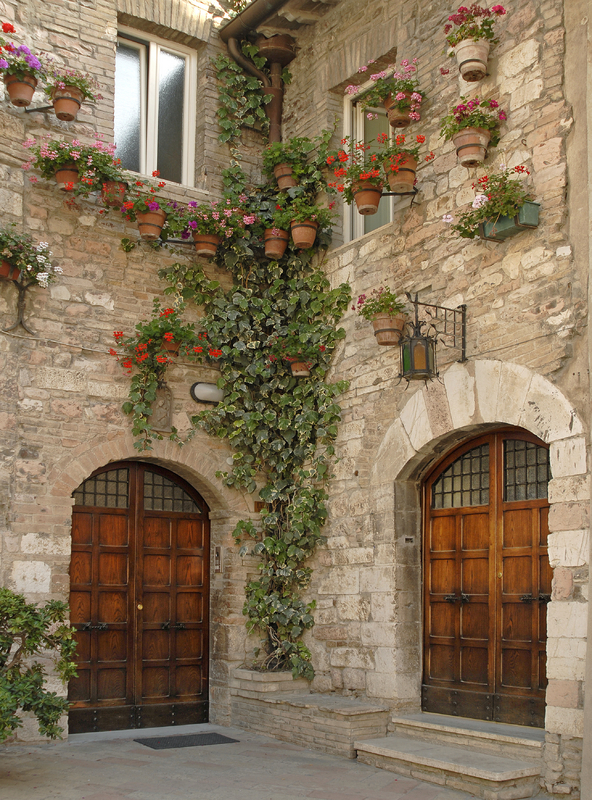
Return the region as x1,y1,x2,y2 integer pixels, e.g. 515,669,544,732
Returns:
0,0,590,797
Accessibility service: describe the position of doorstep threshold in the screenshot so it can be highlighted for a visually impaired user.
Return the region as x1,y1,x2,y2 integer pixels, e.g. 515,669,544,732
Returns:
68,722,216,744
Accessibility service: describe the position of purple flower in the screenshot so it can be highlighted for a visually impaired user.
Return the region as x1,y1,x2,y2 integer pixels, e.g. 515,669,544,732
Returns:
16,44,31,56
25,54,42,70
0,59,8,69
147,201,160,211
188,201,197,208
188,220,198,229
181,230,190,239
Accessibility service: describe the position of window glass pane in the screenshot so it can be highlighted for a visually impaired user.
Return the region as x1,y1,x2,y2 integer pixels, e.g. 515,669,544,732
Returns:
432,445,490,509
157,49,185,183
363,111,390,234
115,42,143,172
73,469,129,509
504,440,550,501
144,470,201,513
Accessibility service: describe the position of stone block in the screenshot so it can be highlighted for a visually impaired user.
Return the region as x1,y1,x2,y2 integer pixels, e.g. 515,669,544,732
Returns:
317,566,359,595
550,436,587,478
329,648,374,670
548,530,589,568
10,561,52,594
545,707,584,737
546,601,587,639
545,680,581,709
552,567,574,600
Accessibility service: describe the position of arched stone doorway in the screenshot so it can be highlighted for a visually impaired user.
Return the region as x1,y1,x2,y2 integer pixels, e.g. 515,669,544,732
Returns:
422,428,551,727
68,461,210,733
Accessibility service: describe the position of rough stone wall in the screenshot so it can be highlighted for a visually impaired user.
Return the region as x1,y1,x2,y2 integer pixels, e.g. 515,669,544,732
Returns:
281,0,589,795
0,0,264,734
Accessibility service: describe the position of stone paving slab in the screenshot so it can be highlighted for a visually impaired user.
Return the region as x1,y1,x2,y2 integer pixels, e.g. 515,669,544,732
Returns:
0,723,491,800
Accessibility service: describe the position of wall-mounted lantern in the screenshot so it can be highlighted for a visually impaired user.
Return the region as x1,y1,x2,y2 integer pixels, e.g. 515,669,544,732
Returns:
399,294,467,382
190,382,224,404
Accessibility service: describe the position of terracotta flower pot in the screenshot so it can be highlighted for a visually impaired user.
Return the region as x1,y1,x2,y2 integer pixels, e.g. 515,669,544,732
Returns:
101,181,127,208
452,127,491,168
52,85,85,121
383,155,418,194
383,92,412,129
290,361,311,377
55,163,80,191
4,73,37,107
371,312,407,346
454,38,490,83
0,260,20,281
136,208,167,240
290,219,318,249
193,233,221,257
353,181,383,215
273,162,298,190
162,339,181,356
264,228,289,259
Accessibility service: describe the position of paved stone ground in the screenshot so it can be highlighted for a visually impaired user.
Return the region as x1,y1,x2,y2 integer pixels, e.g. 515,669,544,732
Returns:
0,723,484,800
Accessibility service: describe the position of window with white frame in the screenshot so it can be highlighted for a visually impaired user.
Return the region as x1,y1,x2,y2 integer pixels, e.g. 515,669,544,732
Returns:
343,97,393,242
114,27,197,185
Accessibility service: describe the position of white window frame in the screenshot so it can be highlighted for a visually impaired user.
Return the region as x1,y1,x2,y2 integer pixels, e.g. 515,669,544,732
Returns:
343,89,394,243
117,25,197,186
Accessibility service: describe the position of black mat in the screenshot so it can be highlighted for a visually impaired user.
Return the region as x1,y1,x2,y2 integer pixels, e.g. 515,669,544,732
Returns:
134,732,239,750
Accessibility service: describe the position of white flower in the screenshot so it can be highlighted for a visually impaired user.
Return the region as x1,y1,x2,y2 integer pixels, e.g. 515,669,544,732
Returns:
53,265,63,274
442,214,454,224
36,254,47,264
37,271,49,287
472,194,489,209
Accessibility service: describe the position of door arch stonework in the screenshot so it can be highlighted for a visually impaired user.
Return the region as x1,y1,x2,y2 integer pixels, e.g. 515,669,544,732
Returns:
367,359,587,738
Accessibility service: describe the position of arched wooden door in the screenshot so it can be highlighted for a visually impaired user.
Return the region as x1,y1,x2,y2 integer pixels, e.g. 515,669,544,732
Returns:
68,462,210,733
422,430,551,728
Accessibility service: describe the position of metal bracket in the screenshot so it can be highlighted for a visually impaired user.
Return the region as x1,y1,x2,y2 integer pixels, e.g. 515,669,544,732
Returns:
404,292,467,363
2,279,36,335
24,104,54,114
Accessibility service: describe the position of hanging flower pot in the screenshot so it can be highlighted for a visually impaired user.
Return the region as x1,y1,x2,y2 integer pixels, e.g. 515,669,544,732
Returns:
371,312,407,346
452,127,491,168
162,339,181,356
101,181,127,208
0,260,20,281
273,163,298,191
290,219,318,249
193,233,220,257
290,361,311,377
383,92,412,129
52,86,85,121
4,73,37,107
479,201,540,242
136,208,167,241
264,228,289,259
353,181,383,215
454,39,490,83
384,155,417,194
55,163,80,191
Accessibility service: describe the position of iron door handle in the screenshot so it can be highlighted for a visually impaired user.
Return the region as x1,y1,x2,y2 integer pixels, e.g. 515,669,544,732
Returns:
174,622,186,630
82,622,108,630
461,594,470,603
162,621,171,630
538,594,551,604
444,594,458,603
162,621,185,630
520,594,534,603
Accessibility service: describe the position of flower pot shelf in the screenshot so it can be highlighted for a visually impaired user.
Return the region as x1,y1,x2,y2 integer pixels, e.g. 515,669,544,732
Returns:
479,202,540,242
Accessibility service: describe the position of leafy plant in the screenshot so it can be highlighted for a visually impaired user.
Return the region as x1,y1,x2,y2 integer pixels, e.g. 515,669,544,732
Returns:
346,57,425,120
0,41,45,81
212,43,271,146
352,286,407,320
444,4,507,50
288,195,335,228
327,136,384,204
0,588,77,742
182,198,248,240
439,96,506,146
0,224,61,288
444,164,533,238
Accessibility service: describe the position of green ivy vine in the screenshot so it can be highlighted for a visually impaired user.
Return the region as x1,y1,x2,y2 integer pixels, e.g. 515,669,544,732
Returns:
158,218,350,678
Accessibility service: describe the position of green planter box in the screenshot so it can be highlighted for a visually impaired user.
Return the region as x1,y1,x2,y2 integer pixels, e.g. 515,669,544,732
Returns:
479,201,540,242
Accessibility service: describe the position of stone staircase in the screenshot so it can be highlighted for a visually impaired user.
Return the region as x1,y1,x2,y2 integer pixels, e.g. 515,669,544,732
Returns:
355,712,547,799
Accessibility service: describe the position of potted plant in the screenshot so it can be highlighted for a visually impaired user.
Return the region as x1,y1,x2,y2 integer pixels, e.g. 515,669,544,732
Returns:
444,4,507,82
327,136,383,215
268,331,328,377
0,224,61,287
353,286,407,346
347,57,425,128
120,173,168,240
0,40,45,106
43,65,102,121
378,132,433,193
261,196,292,258
22,136,85,190
443,164,539,242
288,195,335,249
70,139,127,204
262,141,302,190
183,199,246,256
440,96,506,167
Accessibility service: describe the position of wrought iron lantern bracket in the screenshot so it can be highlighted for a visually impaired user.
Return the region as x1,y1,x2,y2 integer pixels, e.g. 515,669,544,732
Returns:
2,278,36,335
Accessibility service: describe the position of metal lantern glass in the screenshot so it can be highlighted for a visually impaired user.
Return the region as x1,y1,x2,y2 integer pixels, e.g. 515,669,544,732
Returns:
400,332,437,380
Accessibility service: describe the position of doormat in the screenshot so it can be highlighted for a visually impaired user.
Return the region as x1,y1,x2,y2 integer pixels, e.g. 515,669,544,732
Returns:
134,732,239,750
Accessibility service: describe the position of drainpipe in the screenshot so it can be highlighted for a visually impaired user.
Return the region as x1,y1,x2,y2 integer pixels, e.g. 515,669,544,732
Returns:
219,0,293,142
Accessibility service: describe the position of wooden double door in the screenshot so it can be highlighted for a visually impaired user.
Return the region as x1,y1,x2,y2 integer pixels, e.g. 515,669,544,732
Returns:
68,462,210,733
422,431,552,728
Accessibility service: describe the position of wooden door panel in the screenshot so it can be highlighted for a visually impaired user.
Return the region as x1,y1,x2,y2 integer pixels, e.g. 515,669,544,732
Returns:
424,432,551,727
69,462,210,733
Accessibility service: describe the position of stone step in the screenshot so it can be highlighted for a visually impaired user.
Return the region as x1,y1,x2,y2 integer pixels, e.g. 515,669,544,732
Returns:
390,713,544,763
355,735,542,800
